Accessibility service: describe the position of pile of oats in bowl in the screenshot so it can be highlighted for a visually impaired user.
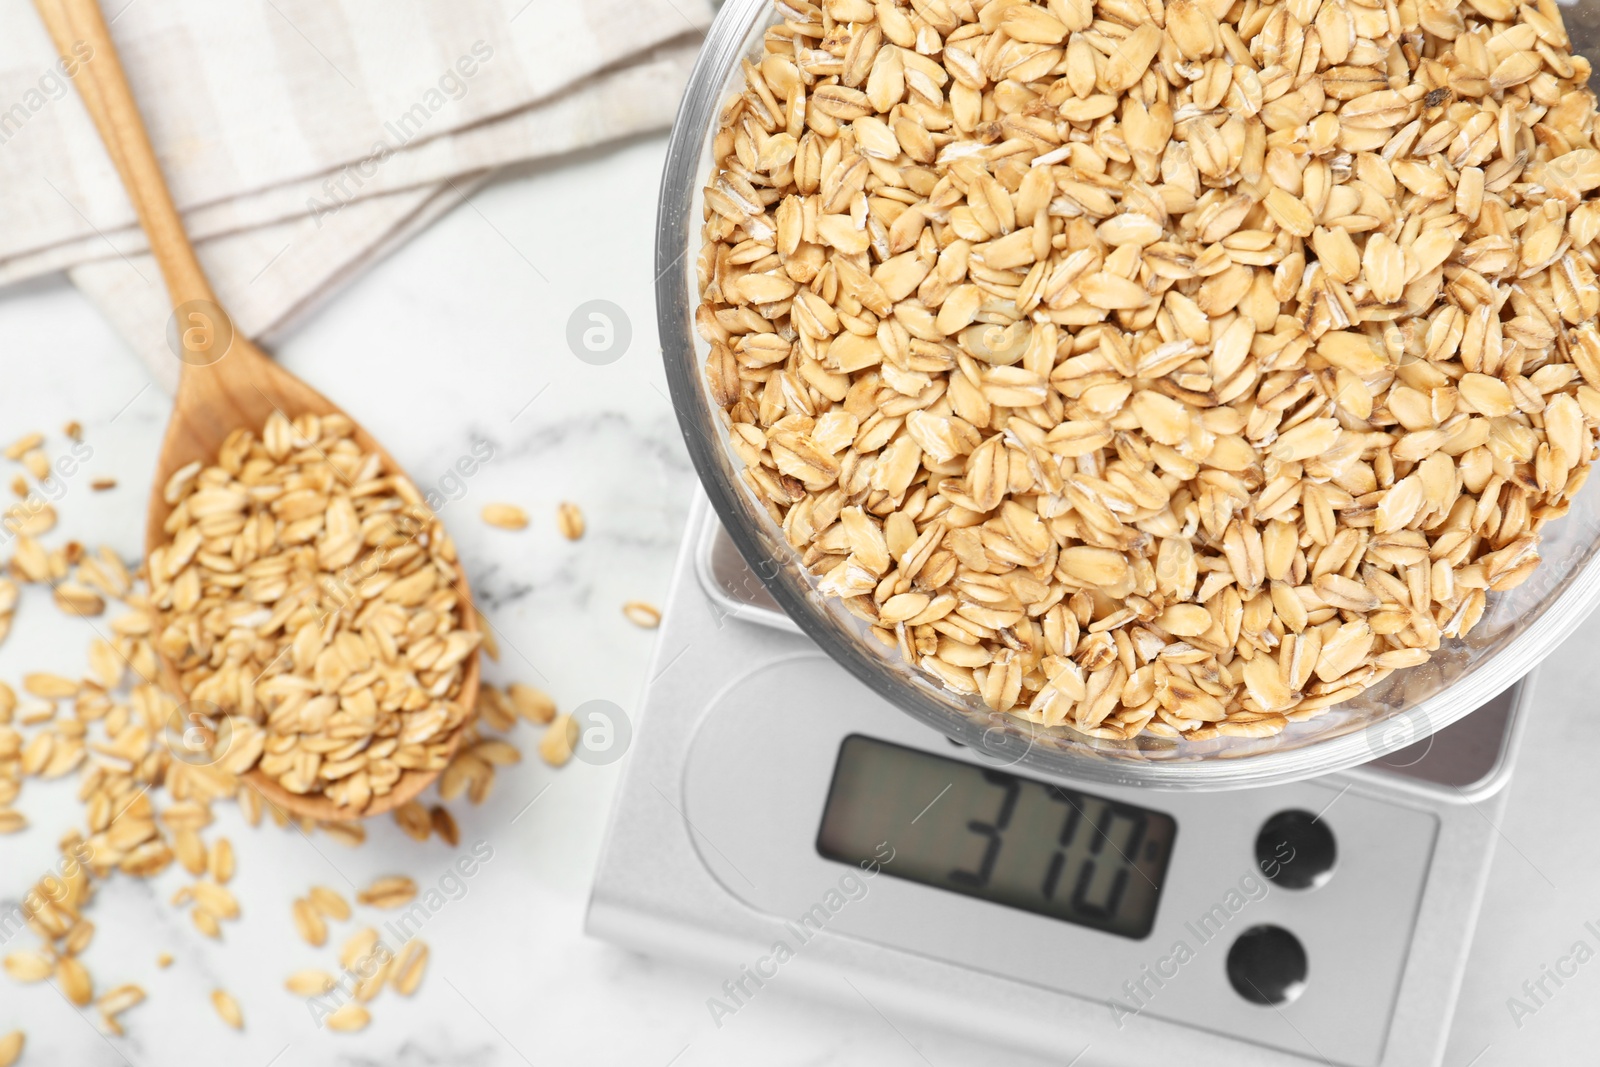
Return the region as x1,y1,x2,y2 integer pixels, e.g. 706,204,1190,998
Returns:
697,0,1600,740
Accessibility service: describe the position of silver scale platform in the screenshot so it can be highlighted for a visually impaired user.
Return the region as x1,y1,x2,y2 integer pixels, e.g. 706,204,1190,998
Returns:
589,493,1531,1066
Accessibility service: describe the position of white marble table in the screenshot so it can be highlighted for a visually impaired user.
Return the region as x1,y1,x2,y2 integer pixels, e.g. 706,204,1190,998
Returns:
1,132,1596,1067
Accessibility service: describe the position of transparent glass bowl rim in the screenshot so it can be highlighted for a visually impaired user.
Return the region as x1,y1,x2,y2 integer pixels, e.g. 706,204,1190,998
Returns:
655,0,1600,790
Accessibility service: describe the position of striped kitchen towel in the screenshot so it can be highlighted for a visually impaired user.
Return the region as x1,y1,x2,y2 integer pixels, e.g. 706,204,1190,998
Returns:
0,0,711,389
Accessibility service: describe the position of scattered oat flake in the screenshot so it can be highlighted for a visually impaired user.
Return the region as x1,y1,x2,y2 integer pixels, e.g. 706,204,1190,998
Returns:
293,897,327,946
440,747,498,805
54,581,106,617
3,433,42,461
0,1031,22,1067
192,907,222,939
211,989,243,1029
174,828,206,874
285,970,337,997
3,951,51,983
475,606,498,661
325,1002,371,1033
19,704,55,726
8,503,55,537
353,966,385,1004
507,683,555,724
476,686,517,731
430,805,459,847
357,876,418,910
91,477,117,491
394,800,432,842
539,715,577,768
319,822,367,848
22,673,77,699
97,984,145,1018
309,885,351,922
57,956,92,1006
191,881,240,919
392,940,429,996
473,739,521,766
340,928,380,971
556,501,585,540
157,953,173,968
622,601,661,629
63,921,93,956
209,838,235,884
481,503,529,530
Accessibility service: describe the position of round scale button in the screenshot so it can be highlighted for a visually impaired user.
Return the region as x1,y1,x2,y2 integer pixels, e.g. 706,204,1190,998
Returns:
1227,925,1308,1006
1256,809,1337,890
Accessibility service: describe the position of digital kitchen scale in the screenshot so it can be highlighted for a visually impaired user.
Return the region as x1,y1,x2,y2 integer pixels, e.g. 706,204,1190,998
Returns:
588,492,1533,1067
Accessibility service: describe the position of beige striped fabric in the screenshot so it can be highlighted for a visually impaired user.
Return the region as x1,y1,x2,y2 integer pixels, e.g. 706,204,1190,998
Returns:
0,0,710,387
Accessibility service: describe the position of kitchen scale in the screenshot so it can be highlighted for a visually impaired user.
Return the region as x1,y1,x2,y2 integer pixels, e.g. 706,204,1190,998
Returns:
589,492,1533,1067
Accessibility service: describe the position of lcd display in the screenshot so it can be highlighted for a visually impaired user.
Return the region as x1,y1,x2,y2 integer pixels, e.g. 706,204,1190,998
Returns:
816,735,1177,939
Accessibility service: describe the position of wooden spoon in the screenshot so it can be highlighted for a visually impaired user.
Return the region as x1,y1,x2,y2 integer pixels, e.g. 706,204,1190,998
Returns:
36,0,478,820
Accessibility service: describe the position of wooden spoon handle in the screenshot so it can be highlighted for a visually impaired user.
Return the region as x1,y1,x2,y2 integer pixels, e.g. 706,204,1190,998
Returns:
33,0,122,177
34,0,217,310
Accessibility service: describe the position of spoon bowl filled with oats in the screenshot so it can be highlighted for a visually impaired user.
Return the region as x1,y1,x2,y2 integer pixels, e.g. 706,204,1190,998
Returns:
659,0,1600,788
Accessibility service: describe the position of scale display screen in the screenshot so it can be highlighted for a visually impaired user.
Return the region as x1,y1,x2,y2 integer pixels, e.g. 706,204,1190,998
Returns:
816,735,1177,939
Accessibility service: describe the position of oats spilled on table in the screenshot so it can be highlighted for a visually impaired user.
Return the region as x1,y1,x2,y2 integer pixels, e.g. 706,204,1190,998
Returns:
0,426,584,1055
210,988,244,1030
622,600,663,629
556,500,586,540
697,0,1600,739
481,502,530,530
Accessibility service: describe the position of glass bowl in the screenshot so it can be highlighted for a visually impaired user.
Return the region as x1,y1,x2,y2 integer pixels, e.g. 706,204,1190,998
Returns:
656,0,1600,789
